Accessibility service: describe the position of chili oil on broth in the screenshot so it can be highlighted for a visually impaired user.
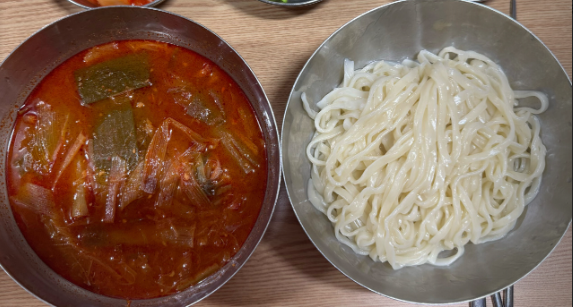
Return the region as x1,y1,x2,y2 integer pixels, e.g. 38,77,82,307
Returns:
6,40,267,299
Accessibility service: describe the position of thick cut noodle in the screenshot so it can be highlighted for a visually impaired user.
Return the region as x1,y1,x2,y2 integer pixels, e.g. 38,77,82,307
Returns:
304,47,547,269
7,40,267,299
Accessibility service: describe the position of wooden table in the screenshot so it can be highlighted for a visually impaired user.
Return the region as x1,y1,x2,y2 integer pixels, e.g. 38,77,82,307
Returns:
0,0,571,306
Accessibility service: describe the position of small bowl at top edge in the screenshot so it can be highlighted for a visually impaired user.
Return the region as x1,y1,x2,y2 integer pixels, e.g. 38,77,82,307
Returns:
257,0,322,7
67,0,165,9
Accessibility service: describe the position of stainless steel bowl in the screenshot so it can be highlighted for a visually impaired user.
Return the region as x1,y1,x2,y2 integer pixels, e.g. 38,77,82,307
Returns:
282,0,572,304
0,7,281,307
67,0,165,9
257,0,322,7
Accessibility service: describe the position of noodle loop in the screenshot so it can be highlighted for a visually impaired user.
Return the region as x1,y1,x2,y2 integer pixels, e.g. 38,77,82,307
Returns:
304,48,547,269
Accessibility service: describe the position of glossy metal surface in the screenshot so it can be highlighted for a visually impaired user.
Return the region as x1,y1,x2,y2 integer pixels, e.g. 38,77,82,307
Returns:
504,286,514,307
0,7,281,307
257,0,322,7
67,0,165,9
282,0,572,304
491,293,504,307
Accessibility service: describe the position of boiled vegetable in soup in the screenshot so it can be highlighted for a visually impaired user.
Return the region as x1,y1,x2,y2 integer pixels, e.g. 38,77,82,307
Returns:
7,40,267,299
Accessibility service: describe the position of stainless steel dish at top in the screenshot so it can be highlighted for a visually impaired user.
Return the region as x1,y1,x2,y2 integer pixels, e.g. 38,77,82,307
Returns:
67,0,165,9
257,0,323,7
0,7,281,307
282,0,572,304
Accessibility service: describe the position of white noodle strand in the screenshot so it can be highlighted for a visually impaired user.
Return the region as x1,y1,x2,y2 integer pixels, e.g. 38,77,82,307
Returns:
305,48,547,269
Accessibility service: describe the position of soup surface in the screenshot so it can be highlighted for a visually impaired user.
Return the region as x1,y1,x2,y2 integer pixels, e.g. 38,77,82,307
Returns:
6,40,267,299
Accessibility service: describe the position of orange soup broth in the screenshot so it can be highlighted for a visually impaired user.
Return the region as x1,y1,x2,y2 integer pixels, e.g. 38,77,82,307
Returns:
6,40,267,299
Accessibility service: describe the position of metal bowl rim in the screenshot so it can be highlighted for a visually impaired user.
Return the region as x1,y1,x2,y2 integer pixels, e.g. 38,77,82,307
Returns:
66,0,166,10
257,0,323,7
280,0,572,304
0,6,282,306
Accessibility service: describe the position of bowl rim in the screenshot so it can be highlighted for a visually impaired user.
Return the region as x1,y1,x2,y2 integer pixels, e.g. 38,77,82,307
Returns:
0,6,281,307
280,0,572,305
66,0,166,9
257,0,323,7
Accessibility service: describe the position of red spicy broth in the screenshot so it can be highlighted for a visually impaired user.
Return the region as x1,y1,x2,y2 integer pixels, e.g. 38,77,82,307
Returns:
6,40,267,299
85,0,154,7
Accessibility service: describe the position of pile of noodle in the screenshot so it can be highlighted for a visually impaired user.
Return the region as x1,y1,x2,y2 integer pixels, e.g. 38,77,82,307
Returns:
303,47,548,269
